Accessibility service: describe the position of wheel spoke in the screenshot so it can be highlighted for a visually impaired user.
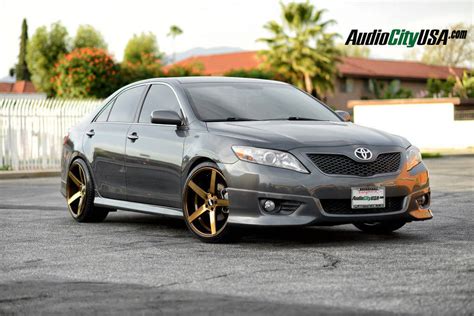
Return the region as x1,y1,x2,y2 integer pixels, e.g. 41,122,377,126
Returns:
188,204,207,223
68,191,82,205
209,170,216,194
78,166,84,183
68,171,82,187
209,210,217,234
77,197,84,215
216,199,229,207
188,180,207,199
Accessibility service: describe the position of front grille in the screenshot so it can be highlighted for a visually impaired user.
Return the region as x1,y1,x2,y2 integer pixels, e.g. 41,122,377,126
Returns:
320,196,405,215
307,152,401,176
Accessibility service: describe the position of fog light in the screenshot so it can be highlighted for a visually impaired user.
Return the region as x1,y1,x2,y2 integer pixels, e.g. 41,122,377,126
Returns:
416,194,430,208
263,200,276,212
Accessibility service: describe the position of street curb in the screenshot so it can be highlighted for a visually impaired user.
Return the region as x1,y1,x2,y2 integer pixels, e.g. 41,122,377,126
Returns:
0,170,60,180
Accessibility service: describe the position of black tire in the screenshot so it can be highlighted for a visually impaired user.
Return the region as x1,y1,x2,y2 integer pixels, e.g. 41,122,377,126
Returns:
183,162,236,243
66,158,109,223
354,221,406,234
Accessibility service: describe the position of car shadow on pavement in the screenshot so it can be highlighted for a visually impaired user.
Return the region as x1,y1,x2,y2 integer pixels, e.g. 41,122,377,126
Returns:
102,211,425,246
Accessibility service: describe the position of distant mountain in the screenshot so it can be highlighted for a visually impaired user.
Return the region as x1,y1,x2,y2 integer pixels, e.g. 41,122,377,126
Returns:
165,46,244,64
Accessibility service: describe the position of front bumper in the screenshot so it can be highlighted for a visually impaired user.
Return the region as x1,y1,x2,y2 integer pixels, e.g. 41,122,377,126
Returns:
222,146,432,227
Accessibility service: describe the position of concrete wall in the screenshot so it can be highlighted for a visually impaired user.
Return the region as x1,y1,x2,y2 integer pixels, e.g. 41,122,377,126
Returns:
351,98,474,150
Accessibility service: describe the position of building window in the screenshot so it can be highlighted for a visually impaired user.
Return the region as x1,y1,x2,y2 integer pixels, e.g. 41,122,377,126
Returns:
365,79,375,93
340,78,354,93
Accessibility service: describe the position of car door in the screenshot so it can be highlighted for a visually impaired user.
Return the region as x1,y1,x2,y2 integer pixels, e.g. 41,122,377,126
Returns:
83,85,146,200
125,84,186,208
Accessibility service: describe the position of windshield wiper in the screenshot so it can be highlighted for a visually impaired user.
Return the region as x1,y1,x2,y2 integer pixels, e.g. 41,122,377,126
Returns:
266,117,328,121
206,117,259,122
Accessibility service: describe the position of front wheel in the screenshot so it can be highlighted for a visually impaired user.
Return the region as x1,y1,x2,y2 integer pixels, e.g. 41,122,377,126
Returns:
66,159,109,222
354,221,406,234
183,162,234,243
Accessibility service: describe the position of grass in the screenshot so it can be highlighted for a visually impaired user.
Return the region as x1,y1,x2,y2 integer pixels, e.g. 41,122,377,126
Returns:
0,165,12,171
421,152,442,159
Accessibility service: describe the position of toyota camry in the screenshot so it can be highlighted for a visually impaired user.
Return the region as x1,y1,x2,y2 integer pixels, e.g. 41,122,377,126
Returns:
61,77,432,242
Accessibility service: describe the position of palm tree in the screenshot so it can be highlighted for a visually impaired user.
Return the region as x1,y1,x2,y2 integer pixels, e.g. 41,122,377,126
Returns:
167,25,183,63
258,1,340,97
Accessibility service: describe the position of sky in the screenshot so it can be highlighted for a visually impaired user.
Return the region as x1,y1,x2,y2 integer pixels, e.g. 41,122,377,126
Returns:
0,0,472,77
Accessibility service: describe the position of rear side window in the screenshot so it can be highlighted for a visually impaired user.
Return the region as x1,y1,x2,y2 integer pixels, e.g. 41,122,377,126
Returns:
95,100,113,122
108,86,146,122
139,85,181,123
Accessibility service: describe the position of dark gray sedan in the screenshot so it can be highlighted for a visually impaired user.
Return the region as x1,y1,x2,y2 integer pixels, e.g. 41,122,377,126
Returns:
61,77,432,242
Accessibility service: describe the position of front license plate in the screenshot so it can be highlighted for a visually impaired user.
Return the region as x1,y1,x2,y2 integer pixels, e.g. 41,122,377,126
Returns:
351,187,385,209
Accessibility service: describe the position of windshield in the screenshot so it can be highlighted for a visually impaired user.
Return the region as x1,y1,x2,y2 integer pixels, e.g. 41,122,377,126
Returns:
183,82,341,122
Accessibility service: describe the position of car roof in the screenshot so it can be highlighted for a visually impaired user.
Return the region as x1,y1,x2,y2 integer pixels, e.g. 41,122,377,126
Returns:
131,76,287,86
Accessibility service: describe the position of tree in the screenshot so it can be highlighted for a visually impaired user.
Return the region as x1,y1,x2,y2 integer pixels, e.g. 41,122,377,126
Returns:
167,25,183,63
52,48,119,98
258,1,340,97
337,44,370,58
26,22,69,96
15,18,31,81
120,52,163,85
121,33,163,84
421,23,473,67
73,25,107,50
123,32,163,64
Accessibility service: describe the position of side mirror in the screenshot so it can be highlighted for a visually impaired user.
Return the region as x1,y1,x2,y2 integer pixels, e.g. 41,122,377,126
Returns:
335,110,351,122
151,110,183,126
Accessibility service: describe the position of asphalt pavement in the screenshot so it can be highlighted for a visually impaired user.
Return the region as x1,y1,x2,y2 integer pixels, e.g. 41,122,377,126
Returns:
0,156,473,315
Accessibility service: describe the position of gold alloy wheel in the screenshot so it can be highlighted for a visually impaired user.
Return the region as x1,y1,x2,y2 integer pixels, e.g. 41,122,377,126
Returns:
184,167,230,238
66,162,87,218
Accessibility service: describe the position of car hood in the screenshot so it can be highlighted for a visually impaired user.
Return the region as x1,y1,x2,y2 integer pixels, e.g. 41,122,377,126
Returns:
206,121,410,150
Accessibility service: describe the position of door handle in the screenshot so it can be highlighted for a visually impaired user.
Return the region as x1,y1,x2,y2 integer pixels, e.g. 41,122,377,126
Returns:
86,129,95,137
127,132,139,141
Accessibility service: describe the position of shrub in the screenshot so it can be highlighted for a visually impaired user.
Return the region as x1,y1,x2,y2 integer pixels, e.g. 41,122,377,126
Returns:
52,48,119,98
224,68,277,80
163,62,204,77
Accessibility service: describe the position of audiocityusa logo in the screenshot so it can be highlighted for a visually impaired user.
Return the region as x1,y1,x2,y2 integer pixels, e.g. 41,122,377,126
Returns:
345,29,468,47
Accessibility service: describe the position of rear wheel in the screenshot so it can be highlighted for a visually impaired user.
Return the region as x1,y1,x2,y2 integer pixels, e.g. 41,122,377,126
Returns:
183,162,233,242
354,221,406,234
66,159,109,222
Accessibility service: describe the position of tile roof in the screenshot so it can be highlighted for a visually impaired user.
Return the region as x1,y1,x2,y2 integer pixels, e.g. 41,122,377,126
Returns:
0,81,37,93
165,51,261,75
340,56,466,80
167,51,467,80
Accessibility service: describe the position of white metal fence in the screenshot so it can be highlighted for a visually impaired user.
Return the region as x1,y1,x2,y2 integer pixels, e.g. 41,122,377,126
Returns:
0,98,103,171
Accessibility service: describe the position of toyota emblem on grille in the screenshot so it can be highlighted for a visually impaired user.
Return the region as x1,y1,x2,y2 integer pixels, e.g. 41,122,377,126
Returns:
354,147,373,160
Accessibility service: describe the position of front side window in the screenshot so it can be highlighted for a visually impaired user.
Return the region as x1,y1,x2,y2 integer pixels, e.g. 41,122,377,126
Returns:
139,85,181,123
108,86,146,123
183,82,340,122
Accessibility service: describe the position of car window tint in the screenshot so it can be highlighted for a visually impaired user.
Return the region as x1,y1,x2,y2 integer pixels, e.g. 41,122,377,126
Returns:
95,100,113,122
139,85,180,123
183,83,340,122
108,86,146,123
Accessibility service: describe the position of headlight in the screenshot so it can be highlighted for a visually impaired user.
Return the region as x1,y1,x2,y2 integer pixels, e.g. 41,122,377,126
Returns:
232,146,309,173
406,146,422,171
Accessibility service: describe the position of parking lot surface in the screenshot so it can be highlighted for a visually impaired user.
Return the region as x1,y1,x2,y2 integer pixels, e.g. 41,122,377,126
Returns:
0,156,473,314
